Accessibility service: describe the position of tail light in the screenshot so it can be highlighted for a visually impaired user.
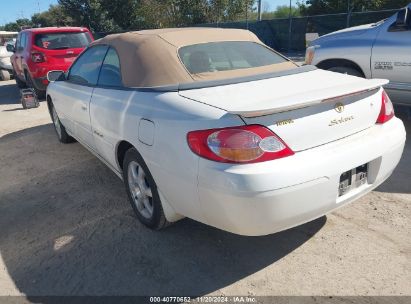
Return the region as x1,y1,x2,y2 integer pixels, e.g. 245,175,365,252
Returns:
376,89,394,124
187,125,294,164
31,52,45,63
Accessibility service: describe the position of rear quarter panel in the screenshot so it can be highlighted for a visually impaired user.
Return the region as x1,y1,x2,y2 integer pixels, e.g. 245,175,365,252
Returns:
89,89,243,223
311,27,380,78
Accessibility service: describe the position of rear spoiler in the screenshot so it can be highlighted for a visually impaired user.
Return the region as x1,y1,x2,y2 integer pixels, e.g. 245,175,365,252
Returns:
228,79,389,118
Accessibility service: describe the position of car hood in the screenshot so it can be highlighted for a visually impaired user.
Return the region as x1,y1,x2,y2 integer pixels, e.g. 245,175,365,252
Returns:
312,23,377,45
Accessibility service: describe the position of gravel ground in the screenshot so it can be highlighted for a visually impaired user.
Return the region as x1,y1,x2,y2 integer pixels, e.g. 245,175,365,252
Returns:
0,79,410,298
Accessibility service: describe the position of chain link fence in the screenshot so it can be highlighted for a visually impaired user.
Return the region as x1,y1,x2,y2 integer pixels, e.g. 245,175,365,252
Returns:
196,9,398,52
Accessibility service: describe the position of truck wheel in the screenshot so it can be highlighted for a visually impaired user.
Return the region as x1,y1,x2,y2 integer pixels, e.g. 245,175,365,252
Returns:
123,148,170,230
327,66,363,77
50,103,75,144
0,70,10,81
13,70,27,88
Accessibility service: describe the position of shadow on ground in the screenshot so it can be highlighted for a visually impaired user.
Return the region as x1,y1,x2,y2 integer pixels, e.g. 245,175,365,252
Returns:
0,124,326,297
0,83,21,105
0,81,46,106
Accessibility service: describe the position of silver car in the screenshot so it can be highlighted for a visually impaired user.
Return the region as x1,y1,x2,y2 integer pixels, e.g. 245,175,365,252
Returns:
306,4,411,106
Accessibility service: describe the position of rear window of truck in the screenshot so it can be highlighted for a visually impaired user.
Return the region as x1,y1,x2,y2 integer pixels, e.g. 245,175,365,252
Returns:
34,32,92,50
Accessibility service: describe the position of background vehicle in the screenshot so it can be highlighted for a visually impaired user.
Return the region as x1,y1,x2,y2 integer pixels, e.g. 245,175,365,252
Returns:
47,28,405,236
306,4,411,106
0,46,13,81
8,27,93,96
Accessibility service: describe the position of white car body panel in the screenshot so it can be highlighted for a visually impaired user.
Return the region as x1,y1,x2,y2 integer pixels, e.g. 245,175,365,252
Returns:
178,69,387,116
47,66,406,236
197,118,405,235
180,69,389,151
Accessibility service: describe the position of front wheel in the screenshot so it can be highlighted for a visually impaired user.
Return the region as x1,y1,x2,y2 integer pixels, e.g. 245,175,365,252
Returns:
123,148,169,230
51,104,75,144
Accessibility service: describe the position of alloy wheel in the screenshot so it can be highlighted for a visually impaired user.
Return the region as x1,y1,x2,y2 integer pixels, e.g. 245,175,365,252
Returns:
127,160,154,219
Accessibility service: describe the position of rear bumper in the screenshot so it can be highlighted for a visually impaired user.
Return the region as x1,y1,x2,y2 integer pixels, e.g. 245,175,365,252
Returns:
27,62,71,91
197,117,406,236
32,76,48,91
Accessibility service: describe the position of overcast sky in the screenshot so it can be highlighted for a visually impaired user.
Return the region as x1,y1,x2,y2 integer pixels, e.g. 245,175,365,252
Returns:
2,0,299,26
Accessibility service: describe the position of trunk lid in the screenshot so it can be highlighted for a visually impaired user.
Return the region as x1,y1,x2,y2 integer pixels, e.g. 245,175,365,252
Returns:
179,69,388,151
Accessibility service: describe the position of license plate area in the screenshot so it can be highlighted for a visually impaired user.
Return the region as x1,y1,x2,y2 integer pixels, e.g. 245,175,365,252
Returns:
339,163,368,197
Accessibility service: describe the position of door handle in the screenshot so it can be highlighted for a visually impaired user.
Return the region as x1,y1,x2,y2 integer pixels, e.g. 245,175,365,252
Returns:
81,105,87,111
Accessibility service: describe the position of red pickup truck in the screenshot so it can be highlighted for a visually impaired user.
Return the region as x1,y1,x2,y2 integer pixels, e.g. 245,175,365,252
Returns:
9,27,93,96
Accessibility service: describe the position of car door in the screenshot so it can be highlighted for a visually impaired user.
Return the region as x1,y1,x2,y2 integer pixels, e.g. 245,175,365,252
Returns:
56,45,108,150
371,8,411,105
13,32,25,78
90,47,131,169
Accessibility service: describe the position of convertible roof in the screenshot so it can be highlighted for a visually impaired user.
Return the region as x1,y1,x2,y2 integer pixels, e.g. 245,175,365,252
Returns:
92,28,296,88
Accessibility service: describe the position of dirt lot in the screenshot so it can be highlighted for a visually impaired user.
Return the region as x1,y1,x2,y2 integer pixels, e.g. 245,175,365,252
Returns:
0,79,410,297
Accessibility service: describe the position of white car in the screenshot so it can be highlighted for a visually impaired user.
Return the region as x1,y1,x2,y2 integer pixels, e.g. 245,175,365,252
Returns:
0,46,13,81
46,28,406,236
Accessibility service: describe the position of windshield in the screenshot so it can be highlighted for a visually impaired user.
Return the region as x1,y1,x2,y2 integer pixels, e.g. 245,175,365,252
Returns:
179,41,288,74
34,32,92,50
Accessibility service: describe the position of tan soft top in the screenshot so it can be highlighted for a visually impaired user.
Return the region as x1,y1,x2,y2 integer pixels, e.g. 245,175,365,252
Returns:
92,28,296,88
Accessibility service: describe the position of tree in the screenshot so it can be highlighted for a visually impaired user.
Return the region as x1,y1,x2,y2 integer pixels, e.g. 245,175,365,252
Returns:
31,5,75,27
299,0,409,15
99,0,144,30
3,19,33,32
208,0,256,23
273,5,301,18
2,0,262,33
58,0,120,32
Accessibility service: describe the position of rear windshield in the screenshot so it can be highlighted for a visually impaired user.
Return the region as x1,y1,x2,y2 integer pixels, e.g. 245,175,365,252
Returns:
179,41,287,74
34,32,92,50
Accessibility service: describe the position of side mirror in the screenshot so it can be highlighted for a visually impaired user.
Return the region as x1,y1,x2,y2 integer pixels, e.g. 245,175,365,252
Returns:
396,8,410,27
47,70,65,82
6,44,15,53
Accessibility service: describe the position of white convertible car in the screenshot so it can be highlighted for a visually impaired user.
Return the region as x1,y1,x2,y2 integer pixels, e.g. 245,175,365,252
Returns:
46,28,406,236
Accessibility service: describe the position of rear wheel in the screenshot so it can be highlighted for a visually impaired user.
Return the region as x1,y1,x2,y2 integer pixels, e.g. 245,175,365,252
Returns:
327,66,363,77
13,70,27,88
25,71,45,98
123,148,169,230
50,103,74,144
0,70,10,81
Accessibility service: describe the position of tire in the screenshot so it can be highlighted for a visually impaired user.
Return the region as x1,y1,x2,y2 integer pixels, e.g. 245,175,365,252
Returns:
327,66,364,77
0,69,10,81
13,70,27,88
50,103,75,144
25,71,45,98
123,148,169,230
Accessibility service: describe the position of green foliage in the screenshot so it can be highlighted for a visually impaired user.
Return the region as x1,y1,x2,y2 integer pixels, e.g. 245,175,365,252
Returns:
272,5,301,18
3,19,33,32
31,5,75,27
56,0,256,31
2,0,406,33
299,0,409,15
208,0,255,23
58,0,120,31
